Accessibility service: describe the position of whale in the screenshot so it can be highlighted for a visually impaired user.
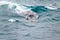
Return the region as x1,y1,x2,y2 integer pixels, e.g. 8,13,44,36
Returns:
0,1,39,22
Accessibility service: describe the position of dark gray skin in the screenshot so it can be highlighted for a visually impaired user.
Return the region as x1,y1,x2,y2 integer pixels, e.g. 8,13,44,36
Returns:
26,14,34,20
29,15,34,18
26,14,40,20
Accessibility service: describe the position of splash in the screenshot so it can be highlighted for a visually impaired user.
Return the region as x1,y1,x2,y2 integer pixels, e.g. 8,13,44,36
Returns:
0,1,39,22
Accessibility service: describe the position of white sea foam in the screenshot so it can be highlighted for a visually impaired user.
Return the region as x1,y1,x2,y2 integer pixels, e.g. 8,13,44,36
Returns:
8,19,16,22
0,1,29,11
45,6,58,10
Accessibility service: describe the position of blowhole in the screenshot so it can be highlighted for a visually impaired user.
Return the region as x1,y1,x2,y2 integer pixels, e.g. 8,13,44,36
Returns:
29,14,34,18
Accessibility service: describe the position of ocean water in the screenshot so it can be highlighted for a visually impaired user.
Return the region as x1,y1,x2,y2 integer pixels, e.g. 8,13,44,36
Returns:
0,0,60,40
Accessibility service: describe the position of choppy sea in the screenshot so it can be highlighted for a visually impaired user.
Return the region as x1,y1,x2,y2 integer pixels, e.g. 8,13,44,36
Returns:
0,0,60,40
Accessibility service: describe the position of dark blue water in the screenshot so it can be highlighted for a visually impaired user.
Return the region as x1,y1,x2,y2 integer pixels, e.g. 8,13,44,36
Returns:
0,1,60,40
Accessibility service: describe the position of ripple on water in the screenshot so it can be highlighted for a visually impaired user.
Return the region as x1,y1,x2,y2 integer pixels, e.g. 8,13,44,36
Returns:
52,16,60,21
